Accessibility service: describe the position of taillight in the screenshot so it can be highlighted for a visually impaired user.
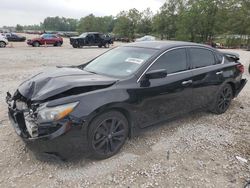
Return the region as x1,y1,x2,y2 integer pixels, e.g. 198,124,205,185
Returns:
236,64,244,73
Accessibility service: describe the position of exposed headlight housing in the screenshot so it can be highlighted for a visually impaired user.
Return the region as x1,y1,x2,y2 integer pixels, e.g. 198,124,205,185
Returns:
16,100,28,111
37,102,79,123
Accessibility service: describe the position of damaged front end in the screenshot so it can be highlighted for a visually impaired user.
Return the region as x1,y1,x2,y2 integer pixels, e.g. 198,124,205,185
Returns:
6,90,81,141
5,67,118,157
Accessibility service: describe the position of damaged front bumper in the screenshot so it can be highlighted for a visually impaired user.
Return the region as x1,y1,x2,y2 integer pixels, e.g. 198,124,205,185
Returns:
6,92,88,157
8,107,71,140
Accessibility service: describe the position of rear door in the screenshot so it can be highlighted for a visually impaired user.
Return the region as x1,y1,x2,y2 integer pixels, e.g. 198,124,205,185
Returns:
188,47,223,108
86,34,95,45
94,34,101,45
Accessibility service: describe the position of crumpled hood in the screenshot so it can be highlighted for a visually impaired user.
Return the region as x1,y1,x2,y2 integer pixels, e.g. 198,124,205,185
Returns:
18,67,117,101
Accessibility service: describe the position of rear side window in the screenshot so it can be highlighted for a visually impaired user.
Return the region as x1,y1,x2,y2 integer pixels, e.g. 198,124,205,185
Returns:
216,53,223,64
149,48,187,74
189,48,215,68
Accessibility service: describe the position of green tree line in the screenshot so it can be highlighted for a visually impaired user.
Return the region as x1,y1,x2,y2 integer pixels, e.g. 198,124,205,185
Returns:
15,0,250,43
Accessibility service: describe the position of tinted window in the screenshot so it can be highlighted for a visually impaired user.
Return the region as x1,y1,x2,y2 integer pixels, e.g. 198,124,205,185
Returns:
189,48,215,68
216,53,223,64
41,34,51,39
149,49,187,74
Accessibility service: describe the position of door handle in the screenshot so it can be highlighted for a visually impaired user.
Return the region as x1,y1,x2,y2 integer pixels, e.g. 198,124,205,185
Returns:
216,71,223,75
182,80,193,85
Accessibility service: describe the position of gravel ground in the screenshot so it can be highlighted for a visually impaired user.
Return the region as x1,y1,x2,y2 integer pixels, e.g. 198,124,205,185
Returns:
0,36,249,188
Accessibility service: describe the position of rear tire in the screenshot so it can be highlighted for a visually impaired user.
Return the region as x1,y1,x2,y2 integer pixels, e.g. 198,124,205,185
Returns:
72,44,79,48
54,42,62,47
33,41,40,47
0,41,6,48
104,43,110,48
209,84,233,114
87,111,129,159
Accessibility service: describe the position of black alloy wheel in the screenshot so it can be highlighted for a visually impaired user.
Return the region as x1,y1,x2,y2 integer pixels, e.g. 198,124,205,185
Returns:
88,111,128,159
210,84,233,114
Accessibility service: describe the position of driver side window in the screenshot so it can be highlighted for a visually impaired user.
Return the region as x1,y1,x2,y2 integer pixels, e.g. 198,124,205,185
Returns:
149,48,187,74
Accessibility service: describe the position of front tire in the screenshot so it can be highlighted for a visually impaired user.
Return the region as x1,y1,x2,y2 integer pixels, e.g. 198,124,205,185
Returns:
88,111,129,159
209,84,233,114
0,41,6,48
33,41,40,47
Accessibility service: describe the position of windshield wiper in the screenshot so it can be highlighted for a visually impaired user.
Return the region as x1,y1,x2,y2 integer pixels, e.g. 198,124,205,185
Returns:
84,69,97,74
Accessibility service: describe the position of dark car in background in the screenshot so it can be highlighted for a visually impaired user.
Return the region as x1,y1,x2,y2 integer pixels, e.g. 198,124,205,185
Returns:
27,34,63,47
6,41,247,159
5,33,26,42
70,32,112,48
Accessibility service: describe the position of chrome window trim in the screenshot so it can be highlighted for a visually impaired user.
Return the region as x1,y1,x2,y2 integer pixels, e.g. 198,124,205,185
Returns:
168,64,222,76
137,45,219,83
222,56,225,64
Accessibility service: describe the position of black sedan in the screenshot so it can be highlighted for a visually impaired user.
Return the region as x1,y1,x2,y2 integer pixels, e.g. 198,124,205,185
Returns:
6,41,247,159
5,33,26,42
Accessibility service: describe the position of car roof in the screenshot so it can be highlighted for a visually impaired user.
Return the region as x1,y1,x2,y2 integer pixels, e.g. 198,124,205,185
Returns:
124,41,214,50
86,32,100,34
43,33,56,36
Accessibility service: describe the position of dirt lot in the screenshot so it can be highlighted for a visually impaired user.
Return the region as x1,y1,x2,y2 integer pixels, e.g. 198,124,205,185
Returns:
0,36,249,188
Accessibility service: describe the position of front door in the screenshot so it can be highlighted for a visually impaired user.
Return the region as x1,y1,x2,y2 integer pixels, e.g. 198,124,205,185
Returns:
134,48,194,128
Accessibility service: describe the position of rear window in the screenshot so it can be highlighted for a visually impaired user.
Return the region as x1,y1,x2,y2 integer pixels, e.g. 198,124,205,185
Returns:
189,48,216,68
216,53,223,64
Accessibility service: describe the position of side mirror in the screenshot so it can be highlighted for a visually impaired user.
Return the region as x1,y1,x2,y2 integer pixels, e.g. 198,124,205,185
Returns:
145,69,167,80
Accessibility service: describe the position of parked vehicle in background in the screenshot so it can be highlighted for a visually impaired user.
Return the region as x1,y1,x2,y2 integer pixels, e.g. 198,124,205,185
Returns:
70,32,112,48
6,41,247,159
0,35,8,48
64,32,79,38
135,35,156,42
114,36,130,42
27,34,63,47
5,33,26,42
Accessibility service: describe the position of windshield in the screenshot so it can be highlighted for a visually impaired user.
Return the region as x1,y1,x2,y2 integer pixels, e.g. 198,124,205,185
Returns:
40,34,53,38
84,47,157,77
80,33,87,37
40,34,46,38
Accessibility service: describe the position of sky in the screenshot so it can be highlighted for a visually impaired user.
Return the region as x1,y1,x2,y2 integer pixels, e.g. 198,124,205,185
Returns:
0,0,165,27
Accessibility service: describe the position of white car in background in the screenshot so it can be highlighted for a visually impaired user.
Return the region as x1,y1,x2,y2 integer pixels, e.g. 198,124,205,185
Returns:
135,35,156,42
0,34,8,48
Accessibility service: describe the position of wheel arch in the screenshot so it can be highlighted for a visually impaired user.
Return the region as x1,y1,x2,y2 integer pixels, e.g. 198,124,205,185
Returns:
226,81,236,98
33,40,41,45
85,105,134,138
0,40,6,45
